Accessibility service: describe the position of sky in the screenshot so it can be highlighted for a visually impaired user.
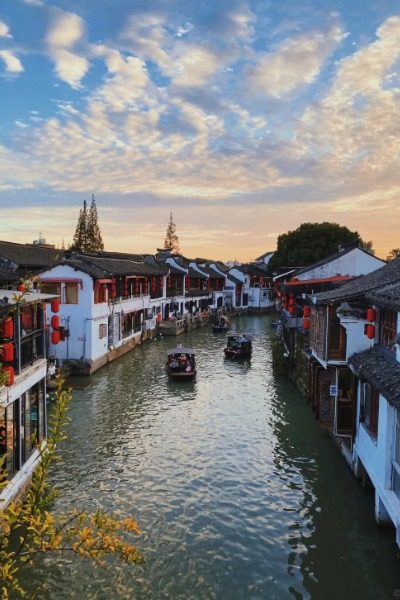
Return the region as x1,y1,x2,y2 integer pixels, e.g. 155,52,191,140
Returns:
0,0,399,262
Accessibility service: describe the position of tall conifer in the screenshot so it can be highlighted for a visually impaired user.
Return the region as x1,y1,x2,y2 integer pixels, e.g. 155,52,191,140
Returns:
71,199,88,252
164,212,180,254
87,194,104,252
70,196,104,252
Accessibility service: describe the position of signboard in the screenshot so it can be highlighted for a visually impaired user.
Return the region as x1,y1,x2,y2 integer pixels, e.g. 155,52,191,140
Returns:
329,385,338,397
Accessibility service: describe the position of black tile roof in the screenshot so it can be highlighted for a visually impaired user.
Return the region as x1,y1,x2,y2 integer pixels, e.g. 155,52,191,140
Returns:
313,258,400,304
349,346,400,408
0,267,19,283
198,266,225,280
366,282,400,312
226,273,243,285
0,240,61,272
63,255,165,278
187,267,207,280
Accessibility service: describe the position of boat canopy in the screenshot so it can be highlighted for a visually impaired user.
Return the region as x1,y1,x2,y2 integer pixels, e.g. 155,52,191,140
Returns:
227,334,252,341
167,346,195,356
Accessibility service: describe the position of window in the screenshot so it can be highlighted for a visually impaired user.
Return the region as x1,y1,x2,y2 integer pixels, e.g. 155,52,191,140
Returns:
64,283,78,304
360,382,379,438
99,323,107,339
40,282,61,297
379,309,397,350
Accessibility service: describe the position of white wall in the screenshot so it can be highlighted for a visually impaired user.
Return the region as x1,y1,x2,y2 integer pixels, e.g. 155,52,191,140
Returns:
296,248,385,281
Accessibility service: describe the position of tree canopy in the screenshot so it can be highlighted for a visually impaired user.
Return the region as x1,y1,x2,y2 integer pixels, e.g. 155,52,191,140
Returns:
269,222,373,270
164,212,180,254
70,195,104,253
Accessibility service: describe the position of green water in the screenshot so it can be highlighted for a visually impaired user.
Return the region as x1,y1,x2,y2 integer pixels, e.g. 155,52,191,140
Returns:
28,314,400,599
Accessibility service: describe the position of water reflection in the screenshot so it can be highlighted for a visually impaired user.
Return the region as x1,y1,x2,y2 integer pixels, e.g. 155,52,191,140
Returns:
25,315,400,599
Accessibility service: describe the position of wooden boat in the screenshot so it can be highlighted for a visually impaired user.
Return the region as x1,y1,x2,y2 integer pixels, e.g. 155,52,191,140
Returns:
212,315,230,333
223,334,252,359
166,344,196,379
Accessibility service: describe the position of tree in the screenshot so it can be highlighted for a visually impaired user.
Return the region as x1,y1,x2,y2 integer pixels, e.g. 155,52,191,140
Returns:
0,378,141,598
86,194,104,252
70,199,88,252
70,196,104,253
164,212,180,254
269,222,372,270
387,248,400,261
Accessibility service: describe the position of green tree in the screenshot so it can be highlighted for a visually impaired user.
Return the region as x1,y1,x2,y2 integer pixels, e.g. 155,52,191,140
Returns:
70,199,88,252
70,196,104,253
164,212,180,254
86,194,104,252
0,378,141,598
269,222,373,270
387,248,400,261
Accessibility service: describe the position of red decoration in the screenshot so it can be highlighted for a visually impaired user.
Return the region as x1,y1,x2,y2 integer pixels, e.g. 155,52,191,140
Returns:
367,308,376,322
51,330,60,345
366,324,375,339
51,315,60,329
2,317,14,339
303,318,310,330
303,305,311,318
51,298,60,313
2,342,14,362
3,366,15,386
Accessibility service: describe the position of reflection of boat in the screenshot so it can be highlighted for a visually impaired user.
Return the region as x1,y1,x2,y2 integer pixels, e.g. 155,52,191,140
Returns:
166,344,196,380
212,315,230,333
224,334,252,359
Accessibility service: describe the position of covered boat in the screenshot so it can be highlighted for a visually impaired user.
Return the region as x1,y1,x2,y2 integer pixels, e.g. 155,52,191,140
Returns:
212,315,230,333
223,334,252,359
166,344,196,379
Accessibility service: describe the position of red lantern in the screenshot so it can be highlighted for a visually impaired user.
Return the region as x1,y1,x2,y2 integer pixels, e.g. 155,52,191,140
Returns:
51,330,60,345
3,366,15,386
366,324,375,339
51,315,60,329
303,318,310,330
17,283,26,292
51,298,60,313
288,294,295,306
2,342,14,362
288,305,295,315
303,305,311,318
367,308,376,322
2,317,14,339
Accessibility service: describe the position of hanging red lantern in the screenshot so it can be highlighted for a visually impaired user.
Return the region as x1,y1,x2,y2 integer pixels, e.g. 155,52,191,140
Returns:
367,308,376,322
51,330,60,345
51,298,60,313
288,294,295,306
3,365,15,386
303,318,310,330
51,315,60,329
2,317,14,339
303,305,311,318
366,324,375,339
2,342,14,362
288,305,295,315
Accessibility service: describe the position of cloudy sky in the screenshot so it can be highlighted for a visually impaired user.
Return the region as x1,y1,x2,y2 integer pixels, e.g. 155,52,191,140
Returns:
0,0,399,261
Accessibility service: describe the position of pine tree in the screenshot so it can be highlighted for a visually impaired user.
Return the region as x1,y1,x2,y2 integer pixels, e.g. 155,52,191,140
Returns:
87,194,104,252
70,199,88,252
164,212,180,254
70,196,104,253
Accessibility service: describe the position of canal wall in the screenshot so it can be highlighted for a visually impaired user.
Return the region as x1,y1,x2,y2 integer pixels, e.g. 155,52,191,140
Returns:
271,330,309,398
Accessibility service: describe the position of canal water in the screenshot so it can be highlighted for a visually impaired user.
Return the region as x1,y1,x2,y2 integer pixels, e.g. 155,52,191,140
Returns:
32,314,400,599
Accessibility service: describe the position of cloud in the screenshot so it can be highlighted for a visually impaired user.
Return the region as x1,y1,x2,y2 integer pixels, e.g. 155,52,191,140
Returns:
0,20,12,39
21,0,44,6
172,45,220,87
45,9,89,87
0,50,24,73
245,24,345,97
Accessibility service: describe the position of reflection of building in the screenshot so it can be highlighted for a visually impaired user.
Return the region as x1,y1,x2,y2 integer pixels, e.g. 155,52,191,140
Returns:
0,289,56,508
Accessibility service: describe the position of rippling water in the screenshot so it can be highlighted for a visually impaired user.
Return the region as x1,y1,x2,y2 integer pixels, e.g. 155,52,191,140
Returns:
28,315,400,599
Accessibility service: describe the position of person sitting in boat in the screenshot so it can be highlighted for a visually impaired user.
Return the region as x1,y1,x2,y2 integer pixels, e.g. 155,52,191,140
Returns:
169,357,178,370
